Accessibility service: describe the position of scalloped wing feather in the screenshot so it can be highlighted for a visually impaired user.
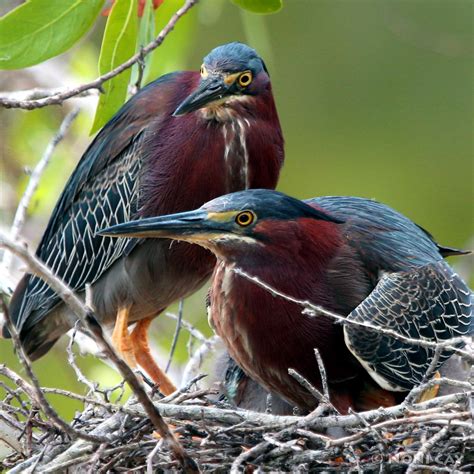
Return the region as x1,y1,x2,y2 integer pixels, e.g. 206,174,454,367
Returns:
343,261,472,391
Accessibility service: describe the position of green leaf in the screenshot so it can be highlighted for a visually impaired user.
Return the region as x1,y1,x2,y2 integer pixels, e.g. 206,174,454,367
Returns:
145,0,197,84
0,0,104,70
231,0,282,14
130,0,155,87
90,0,138,134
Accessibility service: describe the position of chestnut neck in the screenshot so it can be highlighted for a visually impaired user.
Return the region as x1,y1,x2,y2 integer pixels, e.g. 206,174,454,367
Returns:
221,217,343,302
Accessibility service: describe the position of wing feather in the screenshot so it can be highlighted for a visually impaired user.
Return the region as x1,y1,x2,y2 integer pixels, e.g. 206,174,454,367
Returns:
7,73,182,337
343,261,472,391
16,139,144,333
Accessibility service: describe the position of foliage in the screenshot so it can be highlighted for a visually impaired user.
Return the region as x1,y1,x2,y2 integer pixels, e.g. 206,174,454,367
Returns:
232,0,282,14
0,0,105,70
0,0,472,470
0,0,282,130
91,0,138,133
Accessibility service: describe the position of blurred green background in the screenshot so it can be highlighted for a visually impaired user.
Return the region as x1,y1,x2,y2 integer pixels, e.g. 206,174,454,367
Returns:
1,0,472,419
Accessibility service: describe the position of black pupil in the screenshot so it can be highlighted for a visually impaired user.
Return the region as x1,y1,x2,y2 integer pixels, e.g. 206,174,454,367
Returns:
241,75,249,84
239,213,251,224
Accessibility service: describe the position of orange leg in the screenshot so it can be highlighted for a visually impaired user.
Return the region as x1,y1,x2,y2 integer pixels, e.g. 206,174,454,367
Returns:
417,371,441,403
130,317,177,395
111,306,137,368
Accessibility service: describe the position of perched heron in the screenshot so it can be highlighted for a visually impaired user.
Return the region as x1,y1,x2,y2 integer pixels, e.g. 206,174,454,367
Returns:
5,43,284,395
100,189,472,413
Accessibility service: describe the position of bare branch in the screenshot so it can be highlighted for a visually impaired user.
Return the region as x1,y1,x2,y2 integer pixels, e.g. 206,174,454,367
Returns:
67,323,98,394
0,88,97,103
0,0,199,110
0,233,197,471
1,296,108,444
1,108,79,274
163,311,208,343
314,348,329,400
165,298,184,373
232,267,472,359
288,368,330,408
181,335,220,386
406,426,449,474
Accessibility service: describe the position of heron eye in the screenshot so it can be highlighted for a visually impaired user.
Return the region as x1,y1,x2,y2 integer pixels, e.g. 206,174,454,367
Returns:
238,71,253,87
235,211,255,227
200,65,207,77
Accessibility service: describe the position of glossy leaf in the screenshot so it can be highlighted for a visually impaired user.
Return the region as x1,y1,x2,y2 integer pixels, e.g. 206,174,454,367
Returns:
130,0,155,87
231,0,282,14
145,0,196,84
91,0,138,134
0,0,104,70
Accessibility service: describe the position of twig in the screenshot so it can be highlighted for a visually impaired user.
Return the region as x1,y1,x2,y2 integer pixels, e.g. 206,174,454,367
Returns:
403,345,442,407
313,348,329,401
288,368,336,412
1,108,79,273
406,426,450,474
163,311,208,342
166,298,184,373
232,267,472,358
328,411,468,447
181,335,220,386
404,376,471,411
86,442,108,474
160,374,207,404
0,0,199,110
67,322,98,394
230,439,270,474
1,296,108,443
147,439,164,474
0,234,198,471
0,88,97,103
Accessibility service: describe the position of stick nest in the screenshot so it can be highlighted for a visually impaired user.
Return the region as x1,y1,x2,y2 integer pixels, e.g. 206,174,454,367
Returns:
1,364,472,473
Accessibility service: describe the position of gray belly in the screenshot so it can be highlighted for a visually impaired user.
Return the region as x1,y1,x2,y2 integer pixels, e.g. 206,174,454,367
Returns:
55,239,214,330
95,239,214,326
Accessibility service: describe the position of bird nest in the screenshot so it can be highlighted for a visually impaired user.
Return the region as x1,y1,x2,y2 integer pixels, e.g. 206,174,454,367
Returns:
0,238,472,472
1,360,472,473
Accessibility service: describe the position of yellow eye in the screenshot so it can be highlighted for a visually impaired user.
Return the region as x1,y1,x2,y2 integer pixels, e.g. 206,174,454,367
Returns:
235,211,255,227
200,65,208,77
238,71,253,87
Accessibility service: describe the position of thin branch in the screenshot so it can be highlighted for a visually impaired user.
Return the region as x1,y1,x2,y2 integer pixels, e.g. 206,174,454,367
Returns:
160,374,207,404
403,345,443,407
230,439,270,474
0,0,199,110
147,439,164,474
1,296,108,444
406,425,450,473
0,234,198,471
288,368,338,414
1,108,79,273
181,335,220,386
313,348,329,400
232,267,472,358
165,298,184,373
327,411,468,447
0,88,97,103
67,322,98,394
163,311,208,343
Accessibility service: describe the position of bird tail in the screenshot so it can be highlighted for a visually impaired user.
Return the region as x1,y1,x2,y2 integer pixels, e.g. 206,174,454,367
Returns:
2,273,29,339
415,223,471,258
437,245,471,258
3,274,68,360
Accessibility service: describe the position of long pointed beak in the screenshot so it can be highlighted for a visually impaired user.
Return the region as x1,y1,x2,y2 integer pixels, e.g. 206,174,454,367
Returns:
98,210,223,241
173,76,230,116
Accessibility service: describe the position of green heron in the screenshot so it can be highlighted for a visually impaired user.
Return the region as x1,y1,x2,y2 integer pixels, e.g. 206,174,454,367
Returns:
4,43,284,395
100,189,472,413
